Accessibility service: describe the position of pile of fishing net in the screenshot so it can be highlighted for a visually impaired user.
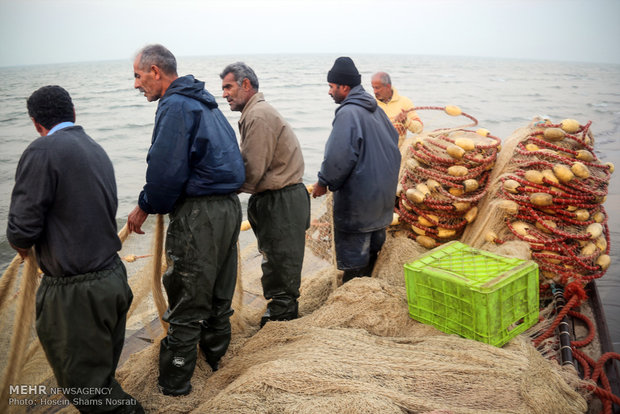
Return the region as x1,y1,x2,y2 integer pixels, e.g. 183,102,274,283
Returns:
111,234,589,414
463,118,612,288
395,107,501,250
1,197,594,414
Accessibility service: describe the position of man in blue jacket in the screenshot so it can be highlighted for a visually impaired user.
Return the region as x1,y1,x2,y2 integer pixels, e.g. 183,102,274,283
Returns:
127,44,245,396
312,57,401,283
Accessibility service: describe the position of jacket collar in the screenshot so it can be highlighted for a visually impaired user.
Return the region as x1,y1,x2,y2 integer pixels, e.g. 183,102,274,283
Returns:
239,92,264,124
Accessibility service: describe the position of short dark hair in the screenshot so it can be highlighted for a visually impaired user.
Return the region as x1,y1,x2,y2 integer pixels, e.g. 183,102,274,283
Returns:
136,44,178,76
219,62,259,90
26,85,75,129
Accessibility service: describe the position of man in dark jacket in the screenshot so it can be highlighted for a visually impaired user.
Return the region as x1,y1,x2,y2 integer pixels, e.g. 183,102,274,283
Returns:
127,44,245,396
312,57,401,283
7,85,143,413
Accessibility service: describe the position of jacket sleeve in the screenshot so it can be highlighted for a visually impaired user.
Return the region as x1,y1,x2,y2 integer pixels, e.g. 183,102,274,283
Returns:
6,147,55,249
139,103,191,214
318,109,360,191
239,114,276,194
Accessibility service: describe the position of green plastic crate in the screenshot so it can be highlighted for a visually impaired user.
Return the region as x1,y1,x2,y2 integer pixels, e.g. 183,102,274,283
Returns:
404,241,539,347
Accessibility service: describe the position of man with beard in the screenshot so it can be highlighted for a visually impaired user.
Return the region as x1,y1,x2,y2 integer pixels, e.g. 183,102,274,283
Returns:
312,57,401,284
220,62,310,327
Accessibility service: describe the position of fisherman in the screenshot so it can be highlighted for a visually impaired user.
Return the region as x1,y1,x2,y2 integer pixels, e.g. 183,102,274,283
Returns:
220,62,310,327
6,85,143,413
312,57,401,283
371,71,423,147
127,44,245,395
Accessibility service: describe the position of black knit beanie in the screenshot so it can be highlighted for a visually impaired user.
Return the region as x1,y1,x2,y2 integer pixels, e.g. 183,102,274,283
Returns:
327,57,361,87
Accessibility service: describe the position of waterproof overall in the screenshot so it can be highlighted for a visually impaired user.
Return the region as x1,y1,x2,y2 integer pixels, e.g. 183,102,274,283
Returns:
158,194,241,395
35,256,142,413
248,183,310,324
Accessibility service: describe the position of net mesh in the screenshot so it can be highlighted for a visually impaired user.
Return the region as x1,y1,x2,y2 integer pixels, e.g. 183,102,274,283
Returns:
2,117,611,413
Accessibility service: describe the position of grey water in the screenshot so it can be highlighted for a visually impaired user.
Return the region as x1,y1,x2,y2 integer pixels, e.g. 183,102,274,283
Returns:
1,54,619,352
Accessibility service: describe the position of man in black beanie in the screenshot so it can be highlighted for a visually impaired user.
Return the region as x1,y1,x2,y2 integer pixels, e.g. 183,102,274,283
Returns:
312,57,401,283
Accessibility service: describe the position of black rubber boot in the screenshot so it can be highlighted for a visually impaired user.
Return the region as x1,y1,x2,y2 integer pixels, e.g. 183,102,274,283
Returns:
260,298,298,328
199,323,231,371
360,252,378,277
342,268,367,284
158,337,195,396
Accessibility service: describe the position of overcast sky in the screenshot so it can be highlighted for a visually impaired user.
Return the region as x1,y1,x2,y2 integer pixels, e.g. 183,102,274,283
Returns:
1,0,619,67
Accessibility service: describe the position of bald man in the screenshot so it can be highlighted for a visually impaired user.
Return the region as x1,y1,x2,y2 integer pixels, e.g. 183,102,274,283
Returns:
371,72,423,147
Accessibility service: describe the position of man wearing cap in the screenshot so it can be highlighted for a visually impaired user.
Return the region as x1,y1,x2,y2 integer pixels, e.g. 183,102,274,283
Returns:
312,57,401,283
371,71,423,148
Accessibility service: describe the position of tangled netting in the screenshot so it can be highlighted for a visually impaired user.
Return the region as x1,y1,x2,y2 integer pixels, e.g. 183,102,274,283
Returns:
396,106,501,249
1,114,618,413
461,118,619,413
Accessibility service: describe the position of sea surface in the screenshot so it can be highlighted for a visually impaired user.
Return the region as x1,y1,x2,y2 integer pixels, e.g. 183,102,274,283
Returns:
1,54,619,351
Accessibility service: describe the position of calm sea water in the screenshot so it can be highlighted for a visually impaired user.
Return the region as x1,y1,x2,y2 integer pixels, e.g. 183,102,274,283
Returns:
1,54,619,350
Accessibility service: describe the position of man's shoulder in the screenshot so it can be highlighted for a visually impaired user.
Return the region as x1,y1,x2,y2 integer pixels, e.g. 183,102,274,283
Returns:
335,101,369,118
160,93,194,109
245,98,283,124
392,89,414,107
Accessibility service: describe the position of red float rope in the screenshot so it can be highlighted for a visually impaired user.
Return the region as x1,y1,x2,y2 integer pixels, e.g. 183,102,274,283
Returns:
549,303,620,413
410,106,479,129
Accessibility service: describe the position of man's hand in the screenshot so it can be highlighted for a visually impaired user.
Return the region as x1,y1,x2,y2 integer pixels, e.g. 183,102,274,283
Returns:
394,109,408,123
312,182,327,198
10,243,30,260
127,206,148,234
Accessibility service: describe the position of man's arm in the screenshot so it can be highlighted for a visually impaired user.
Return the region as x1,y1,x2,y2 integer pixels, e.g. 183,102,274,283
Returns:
317,109,359,191
404,109,423,134
399,95,423,134
6,146,54,252
139,104,191,214
239,115,277,193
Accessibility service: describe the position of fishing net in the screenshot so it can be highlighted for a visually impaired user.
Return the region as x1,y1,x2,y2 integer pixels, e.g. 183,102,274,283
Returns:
394,106,501,250
462,119,612,288
3,114,616,413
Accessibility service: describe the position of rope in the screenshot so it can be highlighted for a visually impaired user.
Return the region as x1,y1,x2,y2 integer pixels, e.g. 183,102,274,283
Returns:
533,285,620,412
0,255,21,316
410,105,479,129
0,249,39,412
152,214,168,332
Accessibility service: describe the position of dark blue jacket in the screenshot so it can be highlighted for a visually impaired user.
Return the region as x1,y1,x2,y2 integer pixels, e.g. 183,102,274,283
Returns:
138,75,245,214
318,85,400,233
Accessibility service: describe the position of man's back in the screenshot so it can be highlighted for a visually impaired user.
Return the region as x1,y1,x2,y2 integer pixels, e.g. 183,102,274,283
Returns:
238,93,304,193
321,85,401,232
7,125,120,276
141,75,245,214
